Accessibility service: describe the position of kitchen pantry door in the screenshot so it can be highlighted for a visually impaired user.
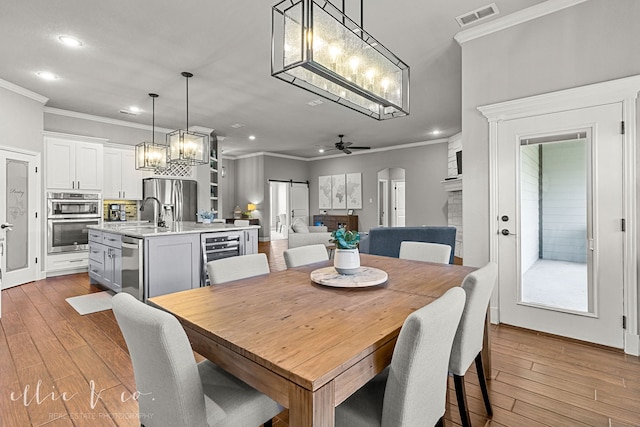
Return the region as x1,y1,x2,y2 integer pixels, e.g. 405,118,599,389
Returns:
496,103,624,348
0,148,39,289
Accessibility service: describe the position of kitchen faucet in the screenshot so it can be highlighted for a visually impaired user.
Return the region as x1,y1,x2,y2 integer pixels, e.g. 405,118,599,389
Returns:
141,197,166,228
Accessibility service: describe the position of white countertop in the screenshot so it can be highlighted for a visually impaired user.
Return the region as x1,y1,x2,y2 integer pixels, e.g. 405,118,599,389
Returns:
88,221,259,238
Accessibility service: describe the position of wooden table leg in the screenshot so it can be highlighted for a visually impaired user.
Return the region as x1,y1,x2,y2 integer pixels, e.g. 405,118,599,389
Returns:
289,381,335,427
483,308,492,380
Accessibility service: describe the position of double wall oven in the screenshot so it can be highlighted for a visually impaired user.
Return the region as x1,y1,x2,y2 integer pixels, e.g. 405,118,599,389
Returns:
47,192,101,254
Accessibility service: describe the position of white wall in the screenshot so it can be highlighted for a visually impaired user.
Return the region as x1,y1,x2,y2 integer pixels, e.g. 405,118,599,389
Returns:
0,87,44,153
0,86,46,274
521,144,540,272
308,142,449,232
461,0,640,333
461,0,640,269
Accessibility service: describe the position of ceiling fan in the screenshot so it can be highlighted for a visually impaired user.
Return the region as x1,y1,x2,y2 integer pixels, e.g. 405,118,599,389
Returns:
333,135,371,154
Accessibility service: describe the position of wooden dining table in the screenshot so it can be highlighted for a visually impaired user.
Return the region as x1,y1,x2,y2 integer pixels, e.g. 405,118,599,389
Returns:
149,254,480,427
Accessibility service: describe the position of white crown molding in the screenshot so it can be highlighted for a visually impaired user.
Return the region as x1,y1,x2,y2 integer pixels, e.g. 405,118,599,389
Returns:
478,74,640,121
0,78,48,104
189,125,215,134
310,137,449,161
455,0,590,45
449,132,462,143
44,107,174,133
222,137,449,162
42,130,109,144
226,151,309,161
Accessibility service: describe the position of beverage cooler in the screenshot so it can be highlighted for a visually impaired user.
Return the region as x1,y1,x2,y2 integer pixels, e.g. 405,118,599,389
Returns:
201,231,243,286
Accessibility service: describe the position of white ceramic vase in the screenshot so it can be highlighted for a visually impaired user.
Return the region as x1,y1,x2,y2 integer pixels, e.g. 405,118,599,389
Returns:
334,248,360,275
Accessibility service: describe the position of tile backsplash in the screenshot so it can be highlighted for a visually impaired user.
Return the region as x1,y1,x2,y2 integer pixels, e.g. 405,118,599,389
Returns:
103,200,138,221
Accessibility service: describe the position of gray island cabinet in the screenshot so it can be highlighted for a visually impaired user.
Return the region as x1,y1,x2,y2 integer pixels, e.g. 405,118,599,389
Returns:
88,229,122,292
88,222,259,300
144,234,201,299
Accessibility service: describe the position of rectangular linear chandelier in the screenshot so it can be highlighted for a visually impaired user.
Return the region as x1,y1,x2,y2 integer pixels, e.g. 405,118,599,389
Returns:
271,0,410,120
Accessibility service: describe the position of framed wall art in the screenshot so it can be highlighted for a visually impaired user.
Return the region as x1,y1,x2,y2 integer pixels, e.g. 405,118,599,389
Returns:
346,172,362,209
318,175,332,209
331,174,346,209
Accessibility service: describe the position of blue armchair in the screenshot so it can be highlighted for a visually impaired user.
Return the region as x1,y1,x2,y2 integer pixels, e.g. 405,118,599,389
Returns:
360,226,457,264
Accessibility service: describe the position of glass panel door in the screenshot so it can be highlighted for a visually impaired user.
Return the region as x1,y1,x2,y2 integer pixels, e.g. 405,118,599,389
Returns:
519,135,591,313
6,159,28,273
1,149,38,289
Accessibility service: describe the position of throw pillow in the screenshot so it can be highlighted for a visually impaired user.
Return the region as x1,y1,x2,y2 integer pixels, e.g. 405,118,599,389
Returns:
292,221,310,234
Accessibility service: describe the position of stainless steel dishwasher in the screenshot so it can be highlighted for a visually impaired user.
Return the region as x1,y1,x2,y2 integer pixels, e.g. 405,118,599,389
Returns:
121,235,143,300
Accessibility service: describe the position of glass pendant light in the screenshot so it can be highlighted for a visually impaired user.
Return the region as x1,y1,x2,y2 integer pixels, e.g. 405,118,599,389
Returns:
271,0,409,120
167,72,210,166
135,93,167,171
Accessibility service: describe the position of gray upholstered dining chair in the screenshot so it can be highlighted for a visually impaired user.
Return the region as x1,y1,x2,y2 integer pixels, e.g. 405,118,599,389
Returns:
399,241,452,264
283,244,329,268
449,262,498,427
335,287,466,427
206,253,270,285
111,293,282,427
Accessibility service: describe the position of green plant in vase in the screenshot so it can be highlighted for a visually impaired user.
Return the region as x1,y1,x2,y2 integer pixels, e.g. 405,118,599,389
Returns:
330,227,360,249
330,227,360,274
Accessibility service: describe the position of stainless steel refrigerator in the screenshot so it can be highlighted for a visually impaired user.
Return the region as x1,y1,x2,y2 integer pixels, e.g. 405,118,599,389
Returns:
141,178,198,223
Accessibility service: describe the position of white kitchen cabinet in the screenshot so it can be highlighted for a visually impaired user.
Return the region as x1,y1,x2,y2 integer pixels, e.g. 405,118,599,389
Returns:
45,134,104,191
103,146,146,200
47,252,89,277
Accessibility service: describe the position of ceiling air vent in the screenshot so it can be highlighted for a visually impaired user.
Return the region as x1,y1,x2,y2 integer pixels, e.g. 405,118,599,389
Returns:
456,3,499,27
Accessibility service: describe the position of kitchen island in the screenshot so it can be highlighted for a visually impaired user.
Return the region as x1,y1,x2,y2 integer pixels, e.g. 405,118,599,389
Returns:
87,221,259,300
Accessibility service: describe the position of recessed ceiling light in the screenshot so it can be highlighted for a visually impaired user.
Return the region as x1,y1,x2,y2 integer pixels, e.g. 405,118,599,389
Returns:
58,35,83,47
128,106,141,113
318,148,325,153
231,123,245,128
431,129,442,135
249,135,256,140
36,71,58,80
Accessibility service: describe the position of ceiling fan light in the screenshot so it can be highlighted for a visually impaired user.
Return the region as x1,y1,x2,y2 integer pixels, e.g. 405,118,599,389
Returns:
271,0,409,120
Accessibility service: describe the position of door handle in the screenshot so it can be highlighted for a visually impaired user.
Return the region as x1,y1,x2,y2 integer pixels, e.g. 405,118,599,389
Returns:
1,223,14,230
500,229,517,236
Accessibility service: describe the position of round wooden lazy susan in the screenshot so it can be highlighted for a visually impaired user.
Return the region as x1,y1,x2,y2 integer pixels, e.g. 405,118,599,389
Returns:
310,266,388,288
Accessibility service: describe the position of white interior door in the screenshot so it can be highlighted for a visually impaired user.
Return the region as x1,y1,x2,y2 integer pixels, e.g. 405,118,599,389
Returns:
378,179,388,226
497,103,624,348
393,180,406,226
290,182,309,225
0,148,39,289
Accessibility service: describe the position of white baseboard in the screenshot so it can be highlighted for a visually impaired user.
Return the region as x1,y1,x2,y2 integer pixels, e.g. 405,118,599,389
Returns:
258,237,271,242
625,332,640,356
490,306,499,324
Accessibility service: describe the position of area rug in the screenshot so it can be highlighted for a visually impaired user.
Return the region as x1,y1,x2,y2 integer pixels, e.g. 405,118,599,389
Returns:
66,291,114,315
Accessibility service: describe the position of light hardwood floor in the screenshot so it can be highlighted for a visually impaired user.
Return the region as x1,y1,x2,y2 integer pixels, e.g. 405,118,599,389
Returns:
1,240,638,426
